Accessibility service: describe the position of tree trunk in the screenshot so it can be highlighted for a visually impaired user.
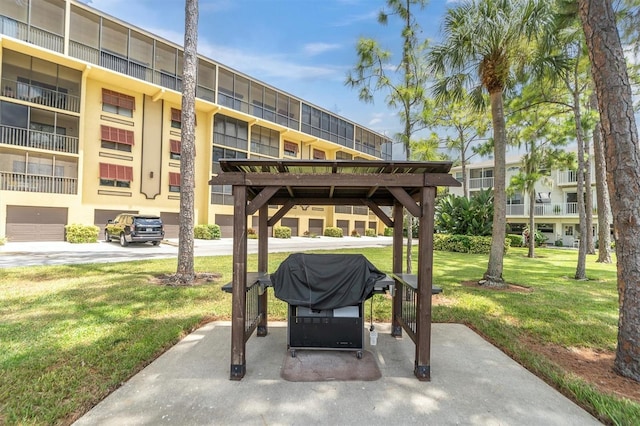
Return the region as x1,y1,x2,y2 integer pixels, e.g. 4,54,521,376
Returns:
528,190,535,258
482,90,506,287
573,92,587,280
584,137,595,255
590,92,612,263
176,0,199,283
579,0,640,382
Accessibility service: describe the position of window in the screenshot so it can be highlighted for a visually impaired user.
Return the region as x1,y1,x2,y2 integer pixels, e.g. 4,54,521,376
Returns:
211,147,246,205
171,108,181,129
99,162,133,188
336,151,352,160
170,139,181,160
301,103,354,147
100,125,134,152
102,89,134,117
250,125,279,157
213,114,248,150
284,141,298,157
169,172,180,192
313,149,325,160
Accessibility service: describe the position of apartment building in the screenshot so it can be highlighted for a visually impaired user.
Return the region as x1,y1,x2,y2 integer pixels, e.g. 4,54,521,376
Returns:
0,0,393,242
449,153,599,247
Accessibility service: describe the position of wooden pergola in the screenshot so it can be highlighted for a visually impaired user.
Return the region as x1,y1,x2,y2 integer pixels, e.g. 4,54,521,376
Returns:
209,159,460,381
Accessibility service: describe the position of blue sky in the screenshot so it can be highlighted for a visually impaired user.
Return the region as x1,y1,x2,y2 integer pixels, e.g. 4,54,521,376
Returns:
81,0,454,145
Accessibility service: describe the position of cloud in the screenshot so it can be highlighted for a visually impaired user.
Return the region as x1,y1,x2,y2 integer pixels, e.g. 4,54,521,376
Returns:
302,43,342,57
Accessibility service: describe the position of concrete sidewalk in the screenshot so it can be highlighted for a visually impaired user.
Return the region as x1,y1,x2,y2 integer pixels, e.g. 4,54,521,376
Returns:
73,322,601,426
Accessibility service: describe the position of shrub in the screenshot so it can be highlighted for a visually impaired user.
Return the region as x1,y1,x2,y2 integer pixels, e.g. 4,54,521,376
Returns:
247,228,258,239
555,239,564,247
324,227,343,238
433,233,510,255
65,224,99,243
194,224,221,240
383,227,393,236
365,228,377,237
351,229,361,237
0,236,7,246
273,226,291,239
507,234,523,247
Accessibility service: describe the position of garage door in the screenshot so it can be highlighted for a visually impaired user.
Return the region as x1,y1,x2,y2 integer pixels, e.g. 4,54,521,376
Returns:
281,218,299,236
251,216,272,237
160,212,180,239
7,205,68,242
215,214,234,238
337,219,349,237
355,220,366,236
309,219,323,236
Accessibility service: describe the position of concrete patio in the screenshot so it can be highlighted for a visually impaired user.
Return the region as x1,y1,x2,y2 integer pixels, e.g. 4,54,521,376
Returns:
73,322,602,425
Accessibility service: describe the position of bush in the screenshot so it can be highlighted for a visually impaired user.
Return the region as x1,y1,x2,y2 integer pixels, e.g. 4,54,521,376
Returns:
0,236,6,246
194,224,221,240
507,234,524,247
351,229,361,237
555,239,564,247
247,228,258,239
383,227,393,236
65,224,99,243
273,226,291,239
433,233,510,255
365,228,377,237
324,227,343,238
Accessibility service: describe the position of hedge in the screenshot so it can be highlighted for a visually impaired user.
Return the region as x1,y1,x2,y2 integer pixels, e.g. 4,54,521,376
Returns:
194,224,221,240
433,233,510,255
65,224,100,243
324,227,343,238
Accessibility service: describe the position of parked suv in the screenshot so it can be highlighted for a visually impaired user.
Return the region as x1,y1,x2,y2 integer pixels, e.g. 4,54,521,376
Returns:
105,213,165,247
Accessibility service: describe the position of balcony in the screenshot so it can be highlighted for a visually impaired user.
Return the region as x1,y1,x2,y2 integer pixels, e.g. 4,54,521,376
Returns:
0,125,79,154
0,171,77,194
0,17,63,53
2,79,81,113
469,176,494,189
506,202,597,217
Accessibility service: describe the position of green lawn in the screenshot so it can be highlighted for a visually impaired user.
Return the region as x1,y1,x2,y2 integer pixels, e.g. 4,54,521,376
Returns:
0,246,637,425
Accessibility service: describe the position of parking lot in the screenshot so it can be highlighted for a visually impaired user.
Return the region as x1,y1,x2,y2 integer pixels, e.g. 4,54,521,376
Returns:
0,236,395,268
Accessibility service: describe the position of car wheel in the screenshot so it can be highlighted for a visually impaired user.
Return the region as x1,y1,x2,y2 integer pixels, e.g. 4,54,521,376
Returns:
119,233,129,247
152,241,160,246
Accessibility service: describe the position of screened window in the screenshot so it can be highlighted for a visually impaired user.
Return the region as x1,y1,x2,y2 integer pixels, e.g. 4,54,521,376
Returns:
169,172,180,192
100,125,134,152
213,114,248,150
170,139,181,160
102,89,134,117
250,125,279,158
283,141,298,157
99,162,133,187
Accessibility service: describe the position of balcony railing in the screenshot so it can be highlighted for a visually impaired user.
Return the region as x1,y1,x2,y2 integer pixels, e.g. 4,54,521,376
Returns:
506,202,597,217
0,17,63,53
0,125,79,154
0,171,77,194
2,79,81,113
469,176,494,189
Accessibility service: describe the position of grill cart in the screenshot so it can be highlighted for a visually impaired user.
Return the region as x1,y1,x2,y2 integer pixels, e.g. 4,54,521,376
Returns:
271,253,388,358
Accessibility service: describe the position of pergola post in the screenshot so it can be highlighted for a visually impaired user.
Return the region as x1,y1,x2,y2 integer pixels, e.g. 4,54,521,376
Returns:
391,202,404,337
414,186,435,381
230,184,248,380
257,203,269,336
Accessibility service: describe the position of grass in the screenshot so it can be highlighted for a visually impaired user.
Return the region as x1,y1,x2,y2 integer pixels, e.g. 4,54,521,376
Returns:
0,246,638,425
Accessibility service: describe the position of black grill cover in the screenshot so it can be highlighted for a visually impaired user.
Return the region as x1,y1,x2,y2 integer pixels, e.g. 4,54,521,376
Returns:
271,253,386,310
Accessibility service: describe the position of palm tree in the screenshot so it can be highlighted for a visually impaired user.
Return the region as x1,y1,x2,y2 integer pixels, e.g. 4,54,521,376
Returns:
429,0,554,287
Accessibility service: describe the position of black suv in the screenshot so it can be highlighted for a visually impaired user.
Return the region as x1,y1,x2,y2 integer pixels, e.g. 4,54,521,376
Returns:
105,213,165,246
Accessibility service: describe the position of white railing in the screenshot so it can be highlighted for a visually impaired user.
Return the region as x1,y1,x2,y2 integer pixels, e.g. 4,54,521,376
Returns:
469,176,494,189
0,125,79,154
2,79,80,113
0,172,77,194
